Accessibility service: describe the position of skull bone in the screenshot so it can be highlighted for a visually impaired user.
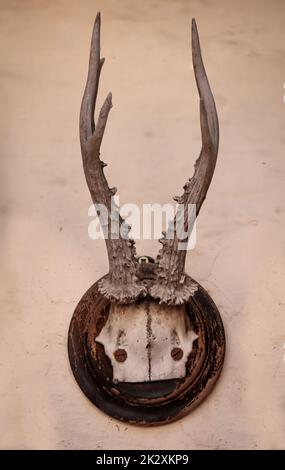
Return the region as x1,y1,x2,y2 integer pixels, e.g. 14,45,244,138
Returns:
96,301,198,383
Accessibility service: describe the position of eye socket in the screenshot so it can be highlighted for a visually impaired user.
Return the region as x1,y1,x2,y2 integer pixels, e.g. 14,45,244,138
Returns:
113,348,127,362
171,347,183,361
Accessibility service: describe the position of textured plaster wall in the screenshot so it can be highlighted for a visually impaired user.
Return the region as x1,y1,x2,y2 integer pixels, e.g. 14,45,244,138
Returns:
0,0,285,450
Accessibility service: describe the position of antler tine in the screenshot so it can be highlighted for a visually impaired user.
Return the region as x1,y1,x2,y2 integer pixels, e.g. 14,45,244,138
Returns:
80,12,105,151
192,18,219,213
80,13,146,304
150,19,219,305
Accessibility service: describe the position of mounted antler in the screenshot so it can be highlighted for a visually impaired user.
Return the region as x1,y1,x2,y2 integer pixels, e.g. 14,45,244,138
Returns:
69,15,224,424
80,14,219,306
150,19,219,304
80,13,146,303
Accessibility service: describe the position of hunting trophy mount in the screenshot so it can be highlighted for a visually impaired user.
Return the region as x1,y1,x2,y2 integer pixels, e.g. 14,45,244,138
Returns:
68,13,225,425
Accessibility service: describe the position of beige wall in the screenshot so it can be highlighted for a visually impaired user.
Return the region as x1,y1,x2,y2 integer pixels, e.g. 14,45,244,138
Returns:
0,0,284,449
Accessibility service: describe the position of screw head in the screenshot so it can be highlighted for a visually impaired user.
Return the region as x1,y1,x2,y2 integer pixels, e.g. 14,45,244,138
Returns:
113,348,127,362
171,347,183,361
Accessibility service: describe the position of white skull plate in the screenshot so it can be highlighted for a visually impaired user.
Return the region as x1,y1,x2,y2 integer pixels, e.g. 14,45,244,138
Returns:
96,302,198,382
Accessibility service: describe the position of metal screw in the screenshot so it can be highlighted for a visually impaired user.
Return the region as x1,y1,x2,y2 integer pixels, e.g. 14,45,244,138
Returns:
171,347,183,361
113,348,127,362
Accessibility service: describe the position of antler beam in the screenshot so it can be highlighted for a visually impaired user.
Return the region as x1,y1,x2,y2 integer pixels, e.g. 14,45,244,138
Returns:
80,13,146,303
150,19,219,305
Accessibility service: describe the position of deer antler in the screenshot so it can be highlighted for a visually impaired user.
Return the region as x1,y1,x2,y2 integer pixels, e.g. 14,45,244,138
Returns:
80,13,146,303
150,19,219,305
80,14,219,306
